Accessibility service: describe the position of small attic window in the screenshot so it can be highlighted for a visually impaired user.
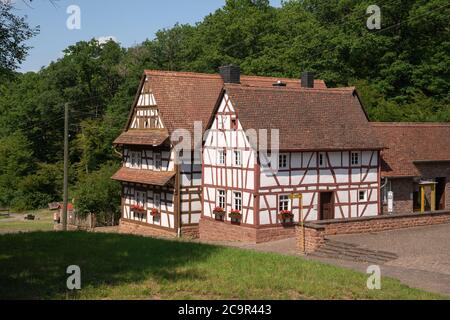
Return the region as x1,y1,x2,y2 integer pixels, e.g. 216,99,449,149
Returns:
231,118,237,130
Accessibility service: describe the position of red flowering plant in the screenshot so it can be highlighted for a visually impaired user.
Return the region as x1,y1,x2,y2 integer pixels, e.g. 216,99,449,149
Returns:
131,204,146,213
213,207,226,216
278,210,294,221
229,209,242,220
151,208,160,217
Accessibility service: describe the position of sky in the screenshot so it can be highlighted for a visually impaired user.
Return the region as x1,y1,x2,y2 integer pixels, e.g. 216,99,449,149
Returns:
12,0,282,72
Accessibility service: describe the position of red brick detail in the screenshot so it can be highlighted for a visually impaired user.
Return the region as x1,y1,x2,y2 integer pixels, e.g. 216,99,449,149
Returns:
297,211,450,253
199,218,296,243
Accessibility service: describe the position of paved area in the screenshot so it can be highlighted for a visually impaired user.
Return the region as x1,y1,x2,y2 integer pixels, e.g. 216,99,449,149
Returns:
330,224,450,277
214,224,450,297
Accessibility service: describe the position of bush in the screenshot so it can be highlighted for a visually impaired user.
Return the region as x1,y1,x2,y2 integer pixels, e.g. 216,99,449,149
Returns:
73,162,121,223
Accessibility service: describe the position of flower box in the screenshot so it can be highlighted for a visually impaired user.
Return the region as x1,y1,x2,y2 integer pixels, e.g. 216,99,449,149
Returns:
150,208,160,217
278,211,294,224
213,207,226,216
131,204,146,214
229,210,242,220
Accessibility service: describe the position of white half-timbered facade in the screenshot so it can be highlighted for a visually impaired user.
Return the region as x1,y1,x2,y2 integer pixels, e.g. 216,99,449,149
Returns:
203,93,257,224
112,72,211,237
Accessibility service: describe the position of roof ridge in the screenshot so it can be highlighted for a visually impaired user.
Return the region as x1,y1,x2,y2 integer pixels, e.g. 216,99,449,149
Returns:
225,84,354,93
371,122,450,127
144,69,327,83
144,70,221,79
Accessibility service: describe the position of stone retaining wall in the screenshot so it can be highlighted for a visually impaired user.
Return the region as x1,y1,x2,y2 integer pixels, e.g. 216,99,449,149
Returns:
297,211,450,253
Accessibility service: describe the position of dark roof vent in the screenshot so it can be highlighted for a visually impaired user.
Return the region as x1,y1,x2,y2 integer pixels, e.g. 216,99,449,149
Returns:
301,72,315,88
273,80,287,87
219,65,240,84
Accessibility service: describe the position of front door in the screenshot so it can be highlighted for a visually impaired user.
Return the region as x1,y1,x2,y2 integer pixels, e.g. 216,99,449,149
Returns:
320,192,334,220
436,177,446,210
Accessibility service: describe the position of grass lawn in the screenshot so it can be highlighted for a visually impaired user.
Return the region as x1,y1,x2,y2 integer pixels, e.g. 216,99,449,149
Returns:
0,232,444,300
0,209,54,234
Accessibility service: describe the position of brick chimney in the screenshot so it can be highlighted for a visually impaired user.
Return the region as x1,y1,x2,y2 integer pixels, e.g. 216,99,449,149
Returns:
301,72,315,88
219,65,240,84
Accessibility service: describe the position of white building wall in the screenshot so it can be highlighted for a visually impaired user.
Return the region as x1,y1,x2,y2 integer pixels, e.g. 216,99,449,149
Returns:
259,151,380,225
203,94,256,224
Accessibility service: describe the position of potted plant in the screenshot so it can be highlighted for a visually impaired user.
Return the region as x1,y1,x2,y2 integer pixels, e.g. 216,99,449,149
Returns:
150,208,160,217
131,204,146,214
278,210,294,224
213,207,226,220
229,209,242,223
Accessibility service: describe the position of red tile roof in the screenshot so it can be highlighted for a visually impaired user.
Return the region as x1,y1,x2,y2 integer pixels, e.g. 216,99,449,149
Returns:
372,123,450,177
224,85,384,151
135,70,327,145
114,129,169,146
112,168,175,186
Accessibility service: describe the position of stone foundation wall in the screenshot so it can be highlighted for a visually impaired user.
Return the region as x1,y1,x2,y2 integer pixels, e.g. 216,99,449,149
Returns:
181,225,200,239
119,219,199,239
199,218,296,243
297,211,450,253
119,219,177,238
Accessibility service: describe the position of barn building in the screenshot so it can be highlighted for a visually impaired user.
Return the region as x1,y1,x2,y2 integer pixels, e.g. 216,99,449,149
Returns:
373,123,450,214
111,65,449,243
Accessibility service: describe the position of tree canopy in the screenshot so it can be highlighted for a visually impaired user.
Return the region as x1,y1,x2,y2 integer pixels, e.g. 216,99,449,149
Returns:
0,2,39,80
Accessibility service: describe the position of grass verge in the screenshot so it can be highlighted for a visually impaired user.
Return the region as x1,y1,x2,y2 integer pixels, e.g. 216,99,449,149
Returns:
0,232,445,300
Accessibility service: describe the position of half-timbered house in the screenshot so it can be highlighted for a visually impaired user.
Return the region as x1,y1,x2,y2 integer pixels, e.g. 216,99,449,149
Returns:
200,67,384,243
111,67,327,238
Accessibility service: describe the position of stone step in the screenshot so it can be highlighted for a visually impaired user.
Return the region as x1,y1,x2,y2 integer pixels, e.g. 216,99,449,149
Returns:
311,240,398,264
323,240,398,258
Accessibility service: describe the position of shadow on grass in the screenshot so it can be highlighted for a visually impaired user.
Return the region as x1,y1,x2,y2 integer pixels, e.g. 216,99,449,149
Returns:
0,232,220,299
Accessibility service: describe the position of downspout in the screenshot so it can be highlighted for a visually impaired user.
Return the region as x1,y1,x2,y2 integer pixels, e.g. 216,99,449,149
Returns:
380,177,389,190
176,155,182,238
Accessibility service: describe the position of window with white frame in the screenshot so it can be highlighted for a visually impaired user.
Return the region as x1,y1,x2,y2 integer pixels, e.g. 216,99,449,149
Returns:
233,192,242,211
279,195,290,212
279,154,288,169
154,152,162,170
154,193,161,209
359,190,368,202
217,190,226,209
217,149,226,165
134,191,146,221
130,151,142,169
351,152,360,166
136,191,146,207
234,150,242,167
319,153,326,167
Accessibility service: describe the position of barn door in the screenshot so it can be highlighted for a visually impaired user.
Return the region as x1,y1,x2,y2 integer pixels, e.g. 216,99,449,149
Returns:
320,192,334,220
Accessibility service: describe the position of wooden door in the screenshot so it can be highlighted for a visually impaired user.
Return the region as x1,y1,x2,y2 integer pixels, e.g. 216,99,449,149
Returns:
320,192,334,220
436,178,446,210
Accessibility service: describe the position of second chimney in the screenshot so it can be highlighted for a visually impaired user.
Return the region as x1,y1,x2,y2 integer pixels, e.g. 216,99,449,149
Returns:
301,72,315,88
220,65,240,84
